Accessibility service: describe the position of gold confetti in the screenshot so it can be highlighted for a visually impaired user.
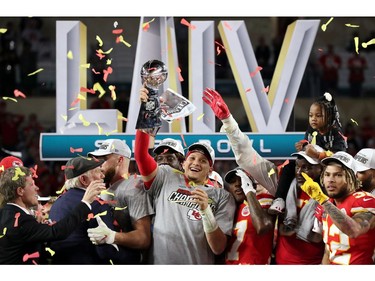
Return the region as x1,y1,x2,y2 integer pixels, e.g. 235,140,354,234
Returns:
80,63,90,68
61,115,68,121
311,131,318,145
79,114,90,126
94,211,108,217
56,185,66,194
101,190,114,197
27,68,44,76
45,247,55,256
114,206,128,211
105,129,118,136
2,97,17,102
101,48,113,55
197,113,205,120
345,23,360,28
0,227,7,238
96,35,103,47
12,167,26,181
354,36,359,54
350,118,358,126
321,17,334,32
0,28,7,33
67,50,73,60
362,38,375,48
93,82,106,97
268,168,275,177
95,122,103,135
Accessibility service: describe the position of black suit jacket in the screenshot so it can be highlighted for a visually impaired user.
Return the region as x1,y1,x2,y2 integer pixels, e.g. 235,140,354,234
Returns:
0,202,90,264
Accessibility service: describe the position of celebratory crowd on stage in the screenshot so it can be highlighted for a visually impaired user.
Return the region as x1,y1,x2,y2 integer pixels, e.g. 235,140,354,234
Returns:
0,86,374,265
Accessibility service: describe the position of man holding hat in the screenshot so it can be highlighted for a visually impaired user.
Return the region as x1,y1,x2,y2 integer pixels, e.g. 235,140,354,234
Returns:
134,129,235,264
354,148,375,195
49,156,140,264
85,139,154,264
301,151,375,264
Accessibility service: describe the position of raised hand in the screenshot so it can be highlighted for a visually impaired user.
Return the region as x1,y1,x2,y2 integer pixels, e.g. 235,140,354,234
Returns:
301,172,329,205
236,169,256,195
202,88,231,120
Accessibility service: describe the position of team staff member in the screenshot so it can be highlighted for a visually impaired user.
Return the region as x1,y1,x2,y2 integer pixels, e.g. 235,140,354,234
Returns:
0,166,104,264
354,148,375,195
301,151,375,265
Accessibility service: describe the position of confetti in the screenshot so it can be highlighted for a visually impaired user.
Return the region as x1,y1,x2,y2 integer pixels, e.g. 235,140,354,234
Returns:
45,247,55,256
354,36,359,54
142,18,155,31
22,252,40,262
362,38,375,48
116,35,131,47
177,67,184,82
267,168,275,177
2,97,17,102
79,114,90,126
311,131,318,145
14,212,20,227
350,118,358,126
345,23,360,28
70,147,83,153
114,206,128,211
0,227,7,238
109,85,116,100
112,29,123,34
0,28,7,33
103,66,113,82
27,68,44,76
67,50,73,60
80,63,90,68
12,167,25,181
14,89,26,98
96,35,103,47
95,122,103,135
93,82,106,96
80,87,95,94
262,85,269,93
321,17,334,32
105,129,118,136
94,211,108,217
101,190,115,197
250,66,263,77
56,185,66,194
197,113,204,120
223,21,232,31
180,18,196,30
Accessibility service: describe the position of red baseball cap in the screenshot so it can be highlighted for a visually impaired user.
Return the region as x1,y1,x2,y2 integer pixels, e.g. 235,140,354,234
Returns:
0,156,24,172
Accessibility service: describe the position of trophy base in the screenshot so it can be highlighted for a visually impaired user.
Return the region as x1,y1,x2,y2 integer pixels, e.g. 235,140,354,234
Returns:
138,127,161,137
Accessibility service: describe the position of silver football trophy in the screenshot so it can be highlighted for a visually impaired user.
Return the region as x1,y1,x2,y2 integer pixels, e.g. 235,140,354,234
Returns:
136,59,168,136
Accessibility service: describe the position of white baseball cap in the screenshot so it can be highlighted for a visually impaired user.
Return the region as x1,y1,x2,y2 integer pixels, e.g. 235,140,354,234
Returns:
291,144,324,165
187,141,215,165
209,171,224,187
354,148,375,172
321,151,357,173
153,138,185,156
88,139,131,158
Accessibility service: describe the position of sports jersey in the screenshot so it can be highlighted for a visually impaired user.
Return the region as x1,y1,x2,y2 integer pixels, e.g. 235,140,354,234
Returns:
274,190,325,264
225,193,274,264
147,165,236,264
323,191,375,265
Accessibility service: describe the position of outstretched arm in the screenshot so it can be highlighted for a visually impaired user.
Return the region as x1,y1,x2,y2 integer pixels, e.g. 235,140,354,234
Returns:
202,88,278,196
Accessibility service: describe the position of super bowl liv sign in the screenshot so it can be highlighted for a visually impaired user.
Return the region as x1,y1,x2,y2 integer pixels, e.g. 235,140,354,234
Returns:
40,17,320,160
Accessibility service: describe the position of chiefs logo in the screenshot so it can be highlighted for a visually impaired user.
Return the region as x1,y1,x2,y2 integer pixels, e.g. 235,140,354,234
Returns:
187,209,201,221
241,205,250,217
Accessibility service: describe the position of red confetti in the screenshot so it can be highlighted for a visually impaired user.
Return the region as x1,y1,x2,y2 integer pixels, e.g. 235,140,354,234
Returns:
70,98,80,107
250,66,263,77
80,87,95,94
14,212,20,227
103,66,113,82
61,165,74,171
223,21,232,31
180,18,196,30
14,89,26,98
30,165,38,178
177,67,184,82
70,147,83,153
112,29,123,34
22,252,40,262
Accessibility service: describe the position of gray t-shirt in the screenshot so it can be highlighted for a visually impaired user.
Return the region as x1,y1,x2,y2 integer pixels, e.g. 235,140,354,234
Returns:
102,175,154,227
147,165,236,264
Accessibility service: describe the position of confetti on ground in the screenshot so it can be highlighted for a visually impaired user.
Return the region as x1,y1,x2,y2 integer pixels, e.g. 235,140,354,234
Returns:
27,68,44,76
321,17,334,31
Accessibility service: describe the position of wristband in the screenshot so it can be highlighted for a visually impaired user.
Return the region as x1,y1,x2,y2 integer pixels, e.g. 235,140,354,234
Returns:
199,205,218,234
